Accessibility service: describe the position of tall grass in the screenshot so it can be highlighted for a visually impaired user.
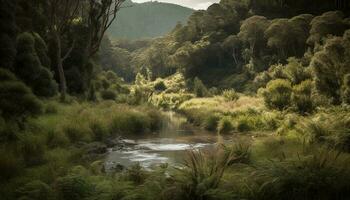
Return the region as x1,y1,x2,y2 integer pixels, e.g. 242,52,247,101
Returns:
248,149,350,200
173,147,238,200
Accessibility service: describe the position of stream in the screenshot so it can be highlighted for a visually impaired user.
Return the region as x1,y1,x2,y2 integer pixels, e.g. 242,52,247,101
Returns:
105,111,232,170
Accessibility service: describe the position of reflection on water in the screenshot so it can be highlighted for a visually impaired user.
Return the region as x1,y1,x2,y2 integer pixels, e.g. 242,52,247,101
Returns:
105,111,228,170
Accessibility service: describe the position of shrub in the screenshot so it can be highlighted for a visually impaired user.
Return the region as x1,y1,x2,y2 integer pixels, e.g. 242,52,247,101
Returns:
16,180,52,200
284,57,311,85
89,119,109,141
203,114,220,131
174,148,236,200
236,117,251,132
342,73,350,104
100,89,116,100
193,77,209,97
44,101,58,114
0,68,16,81
87,83,97,102
222,89,239,101
208,87,220,96
62,121,91,143
292,80,314,114
146,109,163,132
46,129,69,148
56,175,93,200
110,111,150,135
223,140,251,164
101,78,110,90
262,79,292,110
154,80,167,91
0,70,43,121
218,117,233,134
15,32,57,97
125,163,146,185
18,134,46,166
252,150,350,200
0,149,22,181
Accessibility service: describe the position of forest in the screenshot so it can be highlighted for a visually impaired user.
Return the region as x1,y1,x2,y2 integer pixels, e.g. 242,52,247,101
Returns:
1,0,350,200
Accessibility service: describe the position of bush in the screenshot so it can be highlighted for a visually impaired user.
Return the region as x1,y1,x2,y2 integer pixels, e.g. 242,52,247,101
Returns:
262,79,292,110
56,175,93,200
100,89,116,100
16,180,52,200
0,150,22,181
46,129,69,148
252,150,350,200
174,148,237,200
44,101,58,114
0,69,43,121
154,80,167,91
15,32,57,97
146,109,163,132
62,120,91,143
217,117,233,134
208,87,220,96
222,89,239,101
236,117,251,132
342,73,350,104
193,77,209,97
223,140,251,164
203,114,220,131
89,119,109,141
87,83,97,102
18,134,46,166
125,163,146,185
110,111,151,135
0,68,16,81
292,80,314,114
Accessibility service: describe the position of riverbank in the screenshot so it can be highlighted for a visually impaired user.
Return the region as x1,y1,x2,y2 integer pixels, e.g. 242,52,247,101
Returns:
1,97,350,200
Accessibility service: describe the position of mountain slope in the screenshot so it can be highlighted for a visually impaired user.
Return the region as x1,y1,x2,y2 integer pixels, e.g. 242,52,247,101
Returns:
108,0,194,39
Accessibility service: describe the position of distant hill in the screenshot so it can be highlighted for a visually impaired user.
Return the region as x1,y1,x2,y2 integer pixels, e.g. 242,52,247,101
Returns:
107,0,194,39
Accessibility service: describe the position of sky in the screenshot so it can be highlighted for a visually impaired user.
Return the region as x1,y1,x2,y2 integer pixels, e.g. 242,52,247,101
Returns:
132,0,220,10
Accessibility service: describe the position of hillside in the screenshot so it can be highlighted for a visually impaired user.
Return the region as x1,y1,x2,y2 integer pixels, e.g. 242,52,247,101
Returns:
108,0,194,39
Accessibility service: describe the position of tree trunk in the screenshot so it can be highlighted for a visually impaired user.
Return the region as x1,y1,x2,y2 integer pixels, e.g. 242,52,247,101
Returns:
232,48,238,65
55,33,67,101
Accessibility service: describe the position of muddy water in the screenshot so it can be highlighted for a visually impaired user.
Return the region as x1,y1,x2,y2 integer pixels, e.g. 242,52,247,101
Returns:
105,111,231,170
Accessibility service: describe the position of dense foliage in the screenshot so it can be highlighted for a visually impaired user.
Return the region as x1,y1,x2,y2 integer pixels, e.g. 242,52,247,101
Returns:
2,0,350,200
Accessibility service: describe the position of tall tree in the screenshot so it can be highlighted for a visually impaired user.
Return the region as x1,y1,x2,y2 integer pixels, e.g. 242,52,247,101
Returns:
47,0,81,101
0,0,17,70
47,0,125,100
238,16,270,58
85,0,125,58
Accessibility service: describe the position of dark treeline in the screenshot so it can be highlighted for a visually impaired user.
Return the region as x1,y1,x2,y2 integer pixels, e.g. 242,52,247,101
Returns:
0,0,124,102
105,0,350,102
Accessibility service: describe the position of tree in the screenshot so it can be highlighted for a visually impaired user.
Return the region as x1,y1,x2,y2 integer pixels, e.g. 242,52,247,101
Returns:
193,77,209,97
47,0,125,100
85,0,125,57
262,79,292,110
47,0,82,101
15,32,57,97
307,11,348,46
0,0,17,70
0,68,42,122
222,35,242,65
265,16,312,59
238,16,270,58
311,30,350,104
